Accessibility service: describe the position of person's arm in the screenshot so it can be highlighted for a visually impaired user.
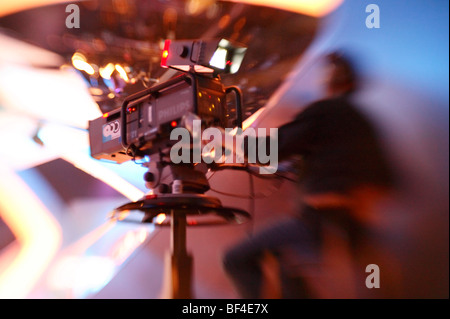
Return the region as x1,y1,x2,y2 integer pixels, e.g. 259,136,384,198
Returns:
237,112,315,164
239,100,330,163
277,100,332,161
276,118,313,161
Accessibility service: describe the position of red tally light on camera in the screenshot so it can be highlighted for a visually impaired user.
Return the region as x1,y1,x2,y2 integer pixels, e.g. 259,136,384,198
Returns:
159,38,246,74
161,40,171,68
170,120,178,128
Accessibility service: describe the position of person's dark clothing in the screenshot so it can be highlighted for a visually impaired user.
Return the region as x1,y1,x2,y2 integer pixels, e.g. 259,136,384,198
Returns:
225,97,395,299
276,96,394,194
223,205,322,299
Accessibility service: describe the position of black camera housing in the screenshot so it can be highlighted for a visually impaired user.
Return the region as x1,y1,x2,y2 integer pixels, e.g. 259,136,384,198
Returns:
88,72,241,163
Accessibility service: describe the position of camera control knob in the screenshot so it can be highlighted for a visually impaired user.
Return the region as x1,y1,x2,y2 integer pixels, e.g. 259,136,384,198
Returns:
177,45,189,58
144,172,155,182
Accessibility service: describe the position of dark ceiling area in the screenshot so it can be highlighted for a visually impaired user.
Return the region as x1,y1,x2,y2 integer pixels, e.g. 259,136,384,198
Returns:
0,0,317,119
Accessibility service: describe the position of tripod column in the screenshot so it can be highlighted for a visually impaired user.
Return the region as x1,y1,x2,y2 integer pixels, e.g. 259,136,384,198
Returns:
169,180,193,299
170,210,193,298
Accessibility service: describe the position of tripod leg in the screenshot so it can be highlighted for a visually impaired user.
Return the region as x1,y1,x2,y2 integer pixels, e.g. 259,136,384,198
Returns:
170,210,193,299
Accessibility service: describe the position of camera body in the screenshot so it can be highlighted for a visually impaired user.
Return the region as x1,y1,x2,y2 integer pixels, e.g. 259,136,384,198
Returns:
88,72,231,163
88,38,246,164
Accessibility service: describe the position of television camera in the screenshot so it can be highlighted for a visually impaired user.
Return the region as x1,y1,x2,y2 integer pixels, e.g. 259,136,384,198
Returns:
87,38,251,298
89,38,247,164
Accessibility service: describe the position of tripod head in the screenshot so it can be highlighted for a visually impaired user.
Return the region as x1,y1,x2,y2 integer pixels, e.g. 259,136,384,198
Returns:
110,150,252,227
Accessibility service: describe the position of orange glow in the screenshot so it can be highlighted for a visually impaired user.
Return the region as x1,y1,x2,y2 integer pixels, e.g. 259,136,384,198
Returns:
228,106,265,136
110,209,131,221
224,0,343,17
0,163,62,298
99,63,115,80
242,106,265,130
114,64,129,82
155,213,167,224
102,113,109,118
72,53,95,75
0,0,72,17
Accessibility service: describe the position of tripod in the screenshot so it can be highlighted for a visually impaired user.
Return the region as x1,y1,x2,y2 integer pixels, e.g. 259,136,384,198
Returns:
112,159,251,299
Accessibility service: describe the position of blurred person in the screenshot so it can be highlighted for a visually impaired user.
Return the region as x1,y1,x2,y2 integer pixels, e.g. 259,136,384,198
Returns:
222,52,397,298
